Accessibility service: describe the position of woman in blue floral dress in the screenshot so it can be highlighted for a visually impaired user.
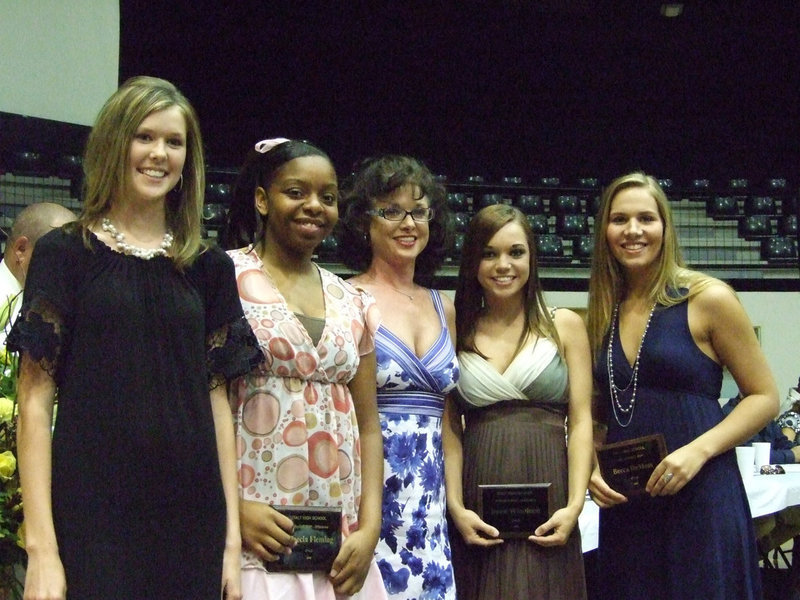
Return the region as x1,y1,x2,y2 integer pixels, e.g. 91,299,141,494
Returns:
340,155,458,600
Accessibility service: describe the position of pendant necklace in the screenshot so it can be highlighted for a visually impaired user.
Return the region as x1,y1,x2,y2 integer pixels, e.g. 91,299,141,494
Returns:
607,302,657,428
365,274,415,301
388,285,414,301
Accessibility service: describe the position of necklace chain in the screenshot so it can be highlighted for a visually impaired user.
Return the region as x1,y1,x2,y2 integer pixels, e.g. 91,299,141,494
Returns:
365,275,415,301
388,285,414,301
607,302,657,428
101,218,174,260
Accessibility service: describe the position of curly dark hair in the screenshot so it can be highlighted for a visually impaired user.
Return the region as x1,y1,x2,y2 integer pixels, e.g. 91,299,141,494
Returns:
219,140,332,250
337,155,452,286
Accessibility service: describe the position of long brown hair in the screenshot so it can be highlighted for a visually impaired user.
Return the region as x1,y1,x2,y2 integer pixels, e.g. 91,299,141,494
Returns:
455,204,559,359
79,76,205,269
586,172,723,355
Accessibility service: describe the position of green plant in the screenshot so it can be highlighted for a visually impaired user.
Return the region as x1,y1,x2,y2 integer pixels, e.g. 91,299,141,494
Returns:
0,292,25,600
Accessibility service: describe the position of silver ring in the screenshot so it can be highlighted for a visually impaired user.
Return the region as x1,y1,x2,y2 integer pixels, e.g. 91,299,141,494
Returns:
662,472,674,484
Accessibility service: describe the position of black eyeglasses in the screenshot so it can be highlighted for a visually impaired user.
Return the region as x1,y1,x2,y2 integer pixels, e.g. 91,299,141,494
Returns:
368,206,435,222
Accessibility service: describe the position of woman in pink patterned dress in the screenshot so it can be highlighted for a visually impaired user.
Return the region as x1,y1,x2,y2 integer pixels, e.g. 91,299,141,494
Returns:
221,139,387,600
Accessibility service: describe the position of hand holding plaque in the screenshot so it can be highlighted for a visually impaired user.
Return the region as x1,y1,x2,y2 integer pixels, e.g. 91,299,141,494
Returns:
477,483,553,539
596,433,667,498
266,506,342,572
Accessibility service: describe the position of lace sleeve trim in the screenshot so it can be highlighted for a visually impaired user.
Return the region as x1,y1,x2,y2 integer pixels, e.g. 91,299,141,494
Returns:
6,297,65,378
207,315,263,390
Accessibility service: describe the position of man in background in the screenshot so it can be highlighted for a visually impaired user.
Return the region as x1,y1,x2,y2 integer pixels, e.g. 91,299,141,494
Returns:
0,201,76,346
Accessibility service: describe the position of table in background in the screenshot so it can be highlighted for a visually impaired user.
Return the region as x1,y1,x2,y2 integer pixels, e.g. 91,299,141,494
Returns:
579,470,800,553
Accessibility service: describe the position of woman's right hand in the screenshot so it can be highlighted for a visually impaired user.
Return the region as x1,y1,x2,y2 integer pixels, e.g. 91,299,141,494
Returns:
239,500,296,562
450,507,504,547
23,548,66,600
587,464,628,508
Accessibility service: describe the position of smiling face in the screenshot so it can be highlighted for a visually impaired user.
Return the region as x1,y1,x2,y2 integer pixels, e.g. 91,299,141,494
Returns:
606,186,664,275
258,155,338,255
126,105,187,205
476,221,530,303
368,183,430,265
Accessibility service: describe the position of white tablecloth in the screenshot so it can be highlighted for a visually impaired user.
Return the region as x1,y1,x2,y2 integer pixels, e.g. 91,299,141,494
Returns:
579,471,800,553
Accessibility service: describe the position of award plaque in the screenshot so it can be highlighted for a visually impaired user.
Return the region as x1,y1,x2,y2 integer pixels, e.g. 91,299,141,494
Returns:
477,483,553,539
266,506,342,572
596,433,668,497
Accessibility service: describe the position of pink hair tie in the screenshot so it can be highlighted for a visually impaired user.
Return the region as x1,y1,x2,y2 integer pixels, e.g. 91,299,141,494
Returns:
254,138,290,153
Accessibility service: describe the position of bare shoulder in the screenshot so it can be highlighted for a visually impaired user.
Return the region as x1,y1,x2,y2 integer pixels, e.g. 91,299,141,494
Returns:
551,307,588,337
436,290,456,319
551,307,585,327
690,281,740,315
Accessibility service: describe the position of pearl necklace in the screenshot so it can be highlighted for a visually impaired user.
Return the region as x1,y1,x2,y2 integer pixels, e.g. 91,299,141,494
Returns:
607,302,656,428
101,218,174,260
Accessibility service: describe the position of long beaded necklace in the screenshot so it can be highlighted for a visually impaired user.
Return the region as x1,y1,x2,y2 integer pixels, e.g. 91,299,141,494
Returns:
607,302,657,427
101,218,173,260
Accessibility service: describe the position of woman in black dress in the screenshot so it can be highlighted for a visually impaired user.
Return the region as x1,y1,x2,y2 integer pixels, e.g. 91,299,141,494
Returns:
10,76,260,599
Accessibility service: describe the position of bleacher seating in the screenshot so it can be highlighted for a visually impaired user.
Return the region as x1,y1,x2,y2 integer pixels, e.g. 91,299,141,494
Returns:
516,194,544,215
476,193,504,210
707,196,739,219
535,234,566,262
745,196,778,216
739,215,773,239
453,212,470,233
550,194,580,215
447,192,468,212
573,235,594,261
0,146,796,274
779,215,798,237
556,214,589,237
316,235,339,261
527,214,549,235
761,236,798,262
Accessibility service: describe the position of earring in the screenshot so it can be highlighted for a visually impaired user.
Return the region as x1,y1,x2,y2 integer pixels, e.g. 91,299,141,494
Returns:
173,174,184,193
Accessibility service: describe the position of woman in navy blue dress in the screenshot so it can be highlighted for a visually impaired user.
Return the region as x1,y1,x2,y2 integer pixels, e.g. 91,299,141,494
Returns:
586,172,779,599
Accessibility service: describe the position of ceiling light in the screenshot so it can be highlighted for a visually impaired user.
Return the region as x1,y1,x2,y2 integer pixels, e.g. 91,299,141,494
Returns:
660,3,684,17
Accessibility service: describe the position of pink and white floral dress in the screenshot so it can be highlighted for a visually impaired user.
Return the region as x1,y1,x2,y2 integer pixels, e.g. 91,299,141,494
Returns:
227,247,386,600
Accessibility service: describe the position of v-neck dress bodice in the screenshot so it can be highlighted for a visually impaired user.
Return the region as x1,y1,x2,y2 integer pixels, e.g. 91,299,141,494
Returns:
373,289,459,600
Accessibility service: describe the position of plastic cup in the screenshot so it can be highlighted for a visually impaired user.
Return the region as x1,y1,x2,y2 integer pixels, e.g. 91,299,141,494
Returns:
752,442,771,468
736,446,755,481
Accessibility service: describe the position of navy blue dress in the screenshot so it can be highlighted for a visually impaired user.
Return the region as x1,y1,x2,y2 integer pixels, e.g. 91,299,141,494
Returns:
595,301,762,600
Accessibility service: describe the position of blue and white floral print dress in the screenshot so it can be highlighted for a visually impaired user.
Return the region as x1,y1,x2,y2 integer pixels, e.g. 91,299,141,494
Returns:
374,290,459,600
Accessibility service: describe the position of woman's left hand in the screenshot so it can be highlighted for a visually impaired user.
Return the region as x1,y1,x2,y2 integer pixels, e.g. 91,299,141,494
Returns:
221,540,242,600
329,529,376,596
528,506,579,547
646,444,707,496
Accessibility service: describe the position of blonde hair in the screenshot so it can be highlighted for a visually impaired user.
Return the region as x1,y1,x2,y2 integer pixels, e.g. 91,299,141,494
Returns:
79,76,205,268
586,172,723,355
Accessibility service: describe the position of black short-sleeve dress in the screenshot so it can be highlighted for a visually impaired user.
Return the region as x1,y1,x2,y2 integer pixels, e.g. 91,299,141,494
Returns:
9,227,261,599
